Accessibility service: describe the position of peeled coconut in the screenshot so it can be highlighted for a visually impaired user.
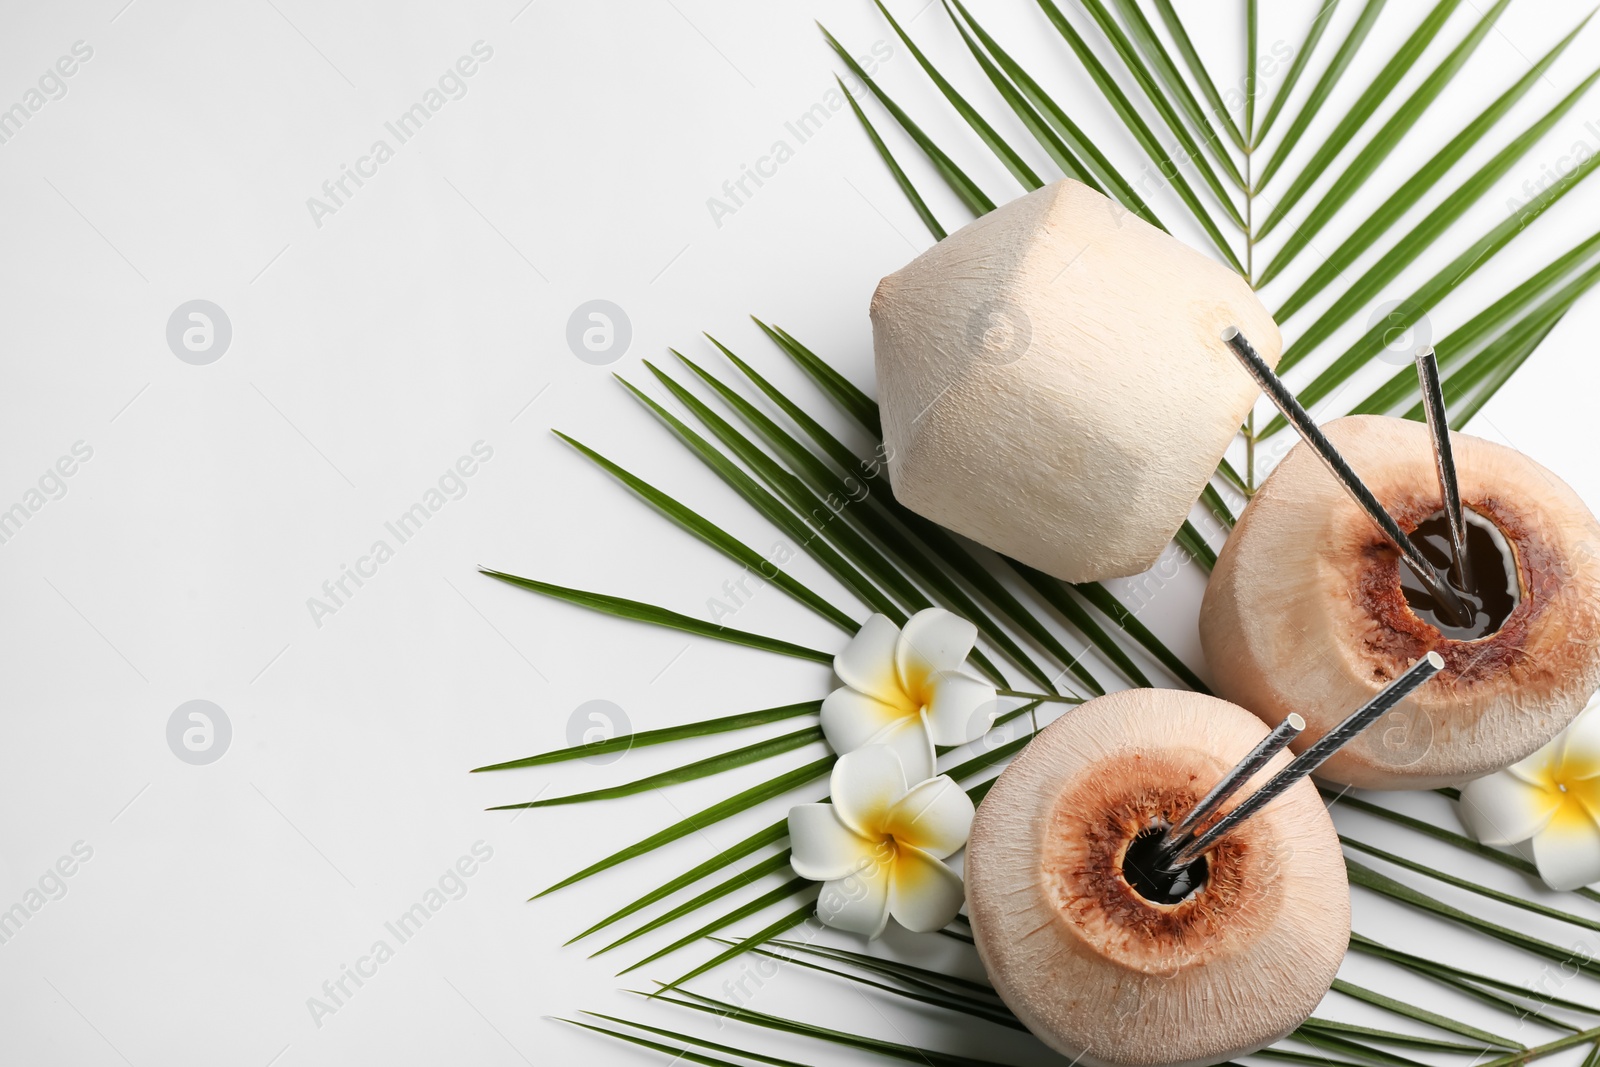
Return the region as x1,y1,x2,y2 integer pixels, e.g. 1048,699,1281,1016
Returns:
871,178,1281,582
1201,415,1600,789
967,689,1347,1067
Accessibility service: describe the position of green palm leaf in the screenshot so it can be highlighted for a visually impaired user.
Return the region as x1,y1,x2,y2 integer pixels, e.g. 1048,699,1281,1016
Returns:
869,0,1040,191
565,820,788,941
1333,231,1600,421
1330,979,1519,1049
616,375,908,626
1274,60,1600,335
840,79,947,239
554,432,856,631
534,759,831,897
654,989,1004,1066
591,852,795,957
561,1016,813,1067
942,0,1098,195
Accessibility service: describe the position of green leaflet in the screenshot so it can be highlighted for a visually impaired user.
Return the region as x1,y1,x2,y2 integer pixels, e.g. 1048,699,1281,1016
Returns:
479,569,831,664
471,699,819,772
943,0,1098,191
1119,0,1244,152
561,1016,808,1067
1275,59,1600,337
838,78,945,240
1331,978,1521,1049
534,759,832,897
554,432,856,631
1033,0,1245,269
490,729,825,810
945,0,1163,230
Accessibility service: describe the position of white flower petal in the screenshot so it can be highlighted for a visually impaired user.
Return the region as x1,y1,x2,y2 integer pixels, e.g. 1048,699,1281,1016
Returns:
885,775,975,860
1506,737,1562,787
873,717,935,787
1531,811,1600,890
817,862,892,938
831,745,909,838
1459,771,1561,846
922,670,999,746
788,803,872,881
1558,703,1600,780
835,615,913,710
821,686,913,755
887,845,966,933
895,608,977,697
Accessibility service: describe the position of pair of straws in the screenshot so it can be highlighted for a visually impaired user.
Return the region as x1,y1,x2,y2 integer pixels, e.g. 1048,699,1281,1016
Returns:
1156,651,1443,872
1153,327,1467,870
1224,328,1473,622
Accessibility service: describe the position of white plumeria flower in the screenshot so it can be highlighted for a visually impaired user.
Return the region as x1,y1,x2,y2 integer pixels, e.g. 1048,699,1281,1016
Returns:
788,745,975,938
1460,699,1600,891
822,608,998,784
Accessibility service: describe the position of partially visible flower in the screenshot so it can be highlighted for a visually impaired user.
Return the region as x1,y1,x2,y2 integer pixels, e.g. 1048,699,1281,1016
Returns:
788,745,974,938
1460,700,1600,890
822,608,997,784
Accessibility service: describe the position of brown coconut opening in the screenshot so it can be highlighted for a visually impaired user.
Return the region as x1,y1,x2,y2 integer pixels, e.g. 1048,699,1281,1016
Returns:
1044,760,1268,974
1353,495,1540,686
1122,826,1208,905
1396,507,1521,641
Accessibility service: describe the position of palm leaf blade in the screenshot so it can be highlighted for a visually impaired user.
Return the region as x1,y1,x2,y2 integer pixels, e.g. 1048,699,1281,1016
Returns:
1070,0,1247,194
1033,0,1246,266
534,760,831,896
946,0,1166,231
493,729,825,810
839,77,947,240
1275,62,1600,332
479,569,831,664
471,699,819,772
555,431,855,631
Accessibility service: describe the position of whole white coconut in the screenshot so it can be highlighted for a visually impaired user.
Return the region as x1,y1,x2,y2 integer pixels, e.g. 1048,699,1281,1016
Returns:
871,179,1280,581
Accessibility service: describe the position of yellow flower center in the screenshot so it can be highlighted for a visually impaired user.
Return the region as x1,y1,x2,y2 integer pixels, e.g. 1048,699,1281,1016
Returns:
1531,760,1600,832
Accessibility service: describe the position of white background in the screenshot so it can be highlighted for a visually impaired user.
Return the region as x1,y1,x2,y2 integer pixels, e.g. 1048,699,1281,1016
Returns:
3,0,1600,1064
